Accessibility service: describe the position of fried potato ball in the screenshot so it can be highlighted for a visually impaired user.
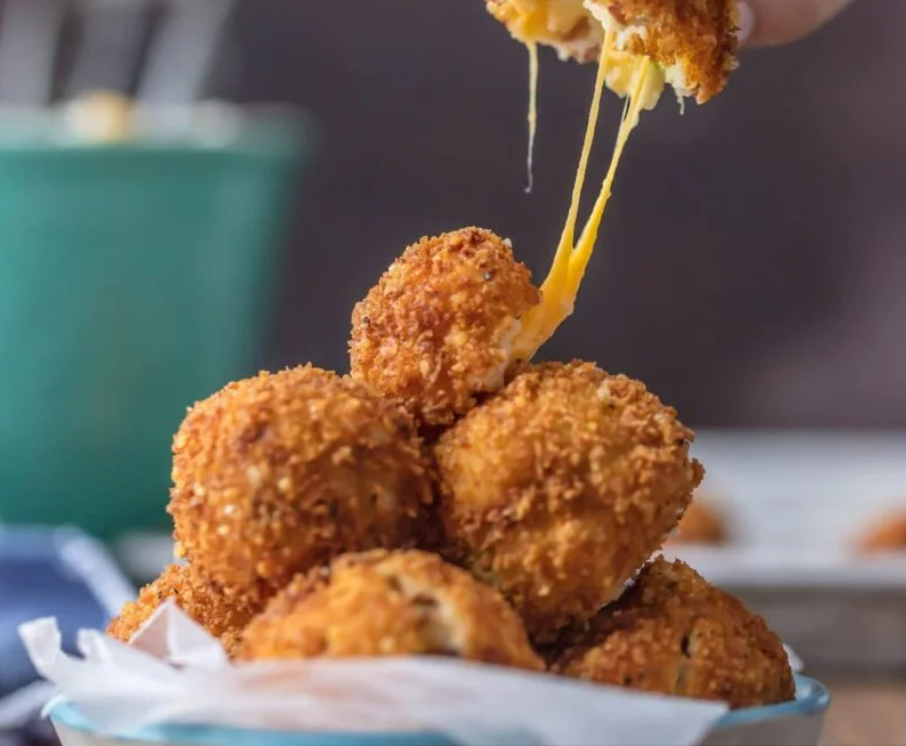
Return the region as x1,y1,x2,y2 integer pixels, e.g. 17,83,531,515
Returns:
856,510,906,554
168,366,433,602
349,227,540,427
107,564,260,653
237,549,543,670
550,557,795,709
486,0,739,103
667,496,729,546
435,361,703,642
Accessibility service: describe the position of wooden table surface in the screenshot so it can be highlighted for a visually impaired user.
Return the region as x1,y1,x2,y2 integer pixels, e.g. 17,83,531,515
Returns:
822,682,906,746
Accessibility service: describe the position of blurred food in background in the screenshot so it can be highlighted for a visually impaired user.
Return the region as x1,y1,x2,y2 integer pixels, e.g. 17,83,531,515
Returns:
668,496,730,547
856,509,906,556
62,90,134,142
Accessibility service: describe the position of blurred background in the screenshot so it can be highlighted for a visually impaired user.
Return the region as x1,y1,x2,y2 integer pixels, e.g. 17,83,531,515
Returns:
257,0,906,430
0,0,904,744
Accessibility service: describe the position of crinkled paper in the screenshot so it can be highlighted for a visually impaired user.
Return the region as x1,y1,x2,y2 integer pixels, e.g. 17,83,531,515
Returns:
20,602,731,746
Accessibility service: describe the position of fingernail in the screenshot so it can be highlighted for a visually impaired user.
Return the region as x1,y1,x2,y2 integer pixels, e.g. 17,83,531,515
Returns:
736,1,754,44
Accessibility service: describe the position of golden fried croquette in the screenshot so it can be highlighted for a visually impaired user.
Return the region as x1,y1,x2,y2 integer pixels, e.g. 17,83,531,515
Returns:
588,0,739,103
551,557,795,709
349,227,540,427
667,496,729,546
856,510,906,555
486,0,739,103
435,361,703,642
168,366,433,602
237,549,543,670
106,564,260,653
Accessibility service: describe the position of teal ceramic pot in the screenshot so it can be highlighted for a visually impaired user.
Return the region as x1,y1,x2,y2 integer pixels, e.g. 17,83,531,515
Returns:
0,112,312,538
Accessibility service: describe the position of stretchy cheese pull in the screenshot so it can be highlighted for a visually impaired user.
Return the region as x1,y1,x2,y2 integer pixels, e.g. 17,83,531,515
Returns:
525,41,539,193
511,34,659,365
566,57,655,302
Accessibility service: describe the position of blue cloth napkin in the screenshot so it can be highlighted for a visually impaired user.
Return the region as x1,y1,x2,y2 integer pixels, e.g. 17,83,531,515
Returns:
0,527,133,702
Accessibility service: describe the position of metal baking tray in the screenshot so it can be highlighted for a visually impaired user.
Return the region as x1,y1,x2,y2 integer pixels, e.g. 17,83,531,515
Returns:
668,430,906,676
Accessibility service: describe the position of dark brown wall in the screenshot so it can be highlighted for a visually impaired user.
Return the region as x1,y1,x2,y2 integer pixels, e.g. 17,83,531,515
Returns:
235,0,906,428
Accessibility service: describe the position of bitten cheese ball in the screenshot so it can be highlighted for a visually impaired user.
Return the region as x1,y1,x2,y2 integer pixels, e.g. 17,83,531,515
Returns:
486,0,739,103
238,549,543,671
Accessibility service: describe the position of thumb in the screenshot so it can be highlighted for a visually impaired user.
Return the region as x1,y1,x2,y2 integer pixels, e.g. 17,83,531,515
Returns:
738,0,855,46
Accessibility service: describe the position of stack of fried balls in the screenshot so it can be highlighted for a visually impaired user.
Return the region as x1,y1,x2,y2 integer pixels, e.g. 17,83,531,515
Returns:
108,227,794,710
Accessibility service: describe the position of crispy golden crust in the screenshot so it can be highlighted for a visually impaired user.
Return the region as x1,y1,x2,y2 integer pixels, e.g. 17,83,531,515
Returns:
435,361,703,643
349,227,540,427
550,557,795,709
237,549,543,670
106,564,260,653
856,511,906,554
486,0,738,102
591,0,739,103
667,496,728,546
168,366,433,601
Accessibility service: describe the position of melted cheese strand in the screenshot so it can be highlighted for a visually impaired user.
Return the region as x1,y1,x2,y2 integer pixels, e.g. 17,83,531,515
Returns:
511,33,614,363
544,34,613,293
567,57,653,297
525,41,539,193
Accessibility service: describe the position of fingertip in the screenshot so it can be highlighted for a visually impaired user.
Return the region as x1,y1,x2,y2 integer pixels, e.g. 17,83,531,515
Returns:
736,2,755,45
737,0,854,47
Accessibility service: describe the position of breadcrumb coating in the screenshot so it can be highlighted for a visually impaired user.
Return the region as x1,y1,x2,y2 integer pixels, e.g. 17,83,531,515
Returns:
168,366,433,602
237,549,543,670
856,511,906,554
551,557,795,709
486,0,739,102
106,564,260,653
349,227,540,427
588,0,739,103
667,496,728,546
435,361,703,642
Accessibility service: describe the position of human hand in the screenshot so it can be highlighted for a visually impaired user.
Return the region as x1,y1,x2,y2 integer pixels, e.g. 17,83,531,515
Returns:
738,0,856,46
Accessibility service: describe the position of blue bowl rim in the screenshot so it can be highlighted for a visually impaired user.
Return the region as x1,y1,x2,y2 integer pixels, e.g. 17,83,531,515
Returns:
48,674,830,745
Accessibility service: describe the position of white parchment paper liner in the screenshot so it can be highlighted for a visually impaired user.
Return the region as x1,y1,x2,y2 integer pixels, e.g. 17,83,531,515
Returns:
20,602,731,746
